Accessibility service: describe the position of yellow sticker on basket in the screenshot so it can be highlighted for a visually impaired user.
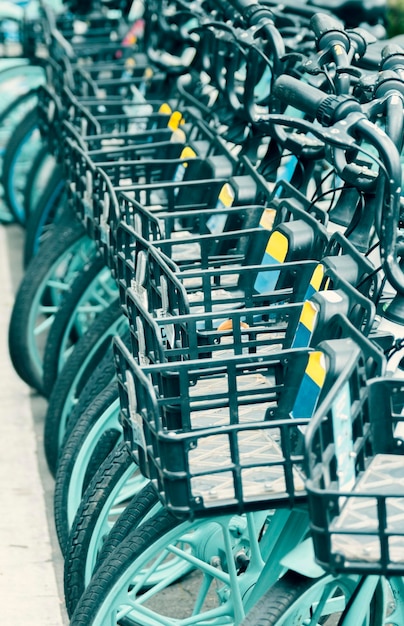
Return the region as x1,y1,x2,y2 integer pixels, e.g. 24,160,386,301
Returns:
143,67,154,80
305,351,327,388
125,57,136,69
299,300,319,333
292,300,320,348
168,111,184,130
218,183,235,208
265,230,288,262
304,263,329,301
179,146,197,166
159,103,172,115
309,263,325,292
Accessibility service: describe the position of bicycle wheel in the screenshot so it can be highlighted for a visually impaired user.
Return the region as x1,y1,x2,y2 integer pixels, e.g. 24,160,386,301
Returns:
240,570,396,625
69,507,273,626
0,87,41,222
42,257,117,396
23,160,66,266
8,217,91,394
54,380,122,553
43,300,126,475
64,449,154,617
2,104,43,224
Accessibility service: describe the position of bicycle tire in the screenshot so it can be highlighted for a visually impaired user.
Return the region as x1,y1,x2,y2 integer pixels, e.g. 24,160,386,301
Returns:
2,104,42,224
0,83,39,130
44,299,126,476
64,453,154,617
54,379,121,553
60,327,131,439
8,217,88,394
0,87,40,223
93,482,159,574
23,154,66,265
42,253,110,396
23,144,53,219
240,571,385,625
69,509,189,626
69,506,269,626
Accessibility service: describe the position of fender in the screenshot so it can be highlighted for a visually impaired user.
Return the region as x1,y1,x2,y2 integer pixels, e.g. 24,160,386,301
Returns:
280,537,326,578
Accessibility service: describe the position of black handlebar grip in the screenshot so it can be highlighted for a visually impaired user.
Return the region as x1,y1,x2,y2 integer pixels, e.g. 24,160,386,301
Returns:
310,12,350,51
272,74,362,124
381,44,404,72
311,12,343,38
272,75,326,119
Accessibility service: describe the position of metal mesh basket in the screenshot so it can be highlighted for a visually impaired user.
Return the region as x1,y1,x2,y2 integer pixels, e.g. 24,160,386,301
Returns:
305,375,404,575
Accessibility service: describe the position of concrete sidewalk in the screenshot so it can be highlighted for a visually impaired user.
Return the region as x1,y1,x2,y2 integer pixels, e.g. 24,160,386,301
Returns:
0,224,67,625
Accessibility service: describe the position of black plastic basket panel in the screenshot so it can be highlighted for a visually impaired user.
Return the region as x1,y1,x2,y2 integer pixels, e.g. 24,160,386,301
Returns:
47,12,135,54
322,231,381,302
86,152,270,251
65,138,219,196
271,180,328,228
116,175,260,223
326,455,404,573
57,97,175,149
73,117,186,145
45,30,137,92
53,11,125,41
66,146,234,245
149,238,324,307
48,51,147,89
90,175,244,268
58,82,234,144
37,84,168,154
114,338,315,516
36,86,63,158
116,229,321,323
38,88,176,160
112,178,325,282
306,270,376,338
73,62,156,83
62,106,176,141
305,374,404,575
74,113,232,158
114,337,364,517
64,130,185,171
93,149,237,188
60,85,175,133
88,172,250,269
117,195,266,244
127,289,302,365
115,221,271,304
125,275,381,377
69,65,169,99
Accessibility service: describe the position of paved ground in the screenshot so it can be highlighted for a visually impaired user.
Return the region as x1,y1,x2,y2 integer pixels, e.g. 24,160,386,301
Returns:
0,223,68,625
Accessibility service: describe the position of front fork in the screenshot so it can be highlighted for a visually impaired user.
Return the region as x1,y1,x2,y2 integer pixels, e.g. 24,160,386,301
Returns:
244,507,404,625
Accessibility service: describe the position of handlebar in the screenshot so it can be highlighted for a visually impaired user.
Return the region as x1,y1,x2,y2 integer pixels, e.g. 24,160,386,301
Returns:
310,12,349,51
272,74,361,123
271,74,404,296
222,0,276,25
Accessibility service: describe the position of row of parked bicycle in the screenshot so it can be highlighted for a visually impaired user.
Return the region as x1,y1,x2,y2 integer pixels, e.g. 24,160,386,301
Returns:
3,0,404,624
